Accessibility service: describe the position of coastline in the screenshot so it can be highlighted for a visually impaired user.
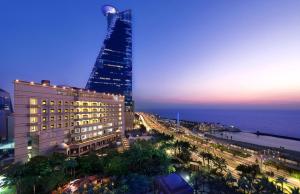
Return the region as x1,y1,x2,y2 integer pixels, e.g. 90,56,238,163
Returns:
253,131,300,142
153,114,300,141
143,108,300,139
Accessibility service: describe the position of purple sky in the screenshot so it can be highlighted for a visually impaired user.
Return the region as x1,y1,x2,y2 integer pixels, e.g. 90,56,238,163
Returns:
1,0,300,109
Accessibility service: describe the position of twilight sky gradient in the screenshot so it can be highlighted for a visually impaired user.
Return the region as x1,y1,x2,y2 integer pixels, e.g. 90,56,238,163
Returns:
1,0,300,109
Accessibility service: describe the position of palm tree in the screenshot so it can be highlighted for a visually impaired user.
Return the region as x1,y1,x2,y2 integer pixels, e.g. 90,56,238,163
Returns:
192,172,205,194
276,176,287,193
291,187,300,194
225,172,236,187
205,152,214,169
190,145,197,152
213,156,227,174
174,140,180,156
3,163,25,194
199,151,207,166
199,151,214,168
238,176,251,194
65,158,78,177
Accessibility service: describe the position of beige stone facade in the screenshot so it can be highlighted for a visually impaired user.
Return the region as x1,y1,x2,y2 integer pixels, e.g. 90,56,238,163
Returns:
14,80,125,163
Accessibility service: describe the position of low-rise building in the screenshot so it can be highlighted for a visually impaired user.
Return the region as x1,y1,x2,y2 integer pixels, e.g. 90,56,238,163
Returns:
14,80,125,163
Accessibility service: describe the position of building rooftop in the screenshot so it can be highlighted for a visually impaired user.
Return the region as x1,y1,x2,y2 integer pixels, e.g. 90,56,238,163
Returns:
14,79,125,99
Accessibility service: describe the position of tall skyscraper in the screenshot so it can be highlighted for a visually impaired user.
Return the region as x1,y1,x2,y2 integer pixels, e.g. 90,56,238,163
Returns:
0,88,13,142
86,5,134,130
86,5,133,111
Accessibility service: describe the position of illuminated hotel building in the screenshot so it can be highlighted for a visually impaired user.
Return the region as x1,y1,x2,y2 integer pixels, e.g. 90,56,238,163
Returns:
14,80,125,163
86,5,134,130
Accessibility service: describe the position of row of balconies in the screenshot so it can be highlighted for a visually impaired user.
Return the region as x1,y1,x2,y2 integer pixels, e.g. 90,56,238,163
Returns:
70,132,117,145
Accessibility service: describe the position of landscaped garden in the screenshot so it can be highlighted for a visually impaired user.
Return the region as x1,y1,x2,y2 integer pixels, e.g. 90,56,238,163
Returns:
2,131,300,194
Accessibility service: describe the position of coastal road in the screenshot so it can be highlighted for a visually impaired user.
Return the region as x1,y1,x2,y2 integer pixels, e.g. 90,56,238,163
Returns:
137,112,300,191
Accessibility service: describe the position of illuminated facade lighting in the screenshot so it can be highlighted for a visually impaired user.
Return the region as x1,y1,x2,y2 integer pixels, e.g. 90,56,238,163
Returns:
13,80,125,163
86,5,134,112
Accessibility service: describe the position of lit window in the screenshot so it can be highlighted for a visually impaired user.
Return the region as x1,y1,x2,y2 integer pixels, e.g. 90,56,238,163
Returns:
58,101,62,106
30,98,37,105
42,125,47,130
107,128,113,133
50,109,54,113
42,117,47,122
50,101,55,105
58,109,62,113
50,116,54,121
42,100,47,105
75,128,81,133
98,131,103,136
65,109,69,113
65,116,68,120
30,126,37,132
30,108,37,114
75,136,80,141
42,109,47,113
50,124,54,129
30,117,37,123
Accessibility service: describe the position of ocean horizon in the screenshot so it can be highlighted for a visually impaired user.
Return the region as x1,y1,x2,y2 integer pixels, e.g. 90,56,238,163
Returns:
139,108,300,139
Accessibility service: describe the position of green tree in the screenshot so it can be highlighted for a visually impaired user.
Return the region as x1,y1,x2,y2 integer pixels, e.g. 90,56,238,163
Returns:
291,187,300,194
254,176,278,194
238,176,251,194
212,156,227,174
104,155,128,176
125,140,170,176
225,172,236,187
200,152,214,168
3,163,25,194
65,158,78,177
276,176,287,193
77,153,103,175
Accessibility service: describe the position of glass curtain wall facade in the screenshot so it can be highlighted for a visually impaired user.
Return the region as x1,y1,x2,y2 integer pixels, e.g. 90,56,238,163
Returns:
86,5,133,112
0,89,13,142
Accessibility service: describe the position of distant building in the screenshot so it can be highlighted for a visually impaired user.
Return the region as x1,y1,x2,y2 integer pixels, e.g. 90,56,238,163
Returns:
154,173,193,194
0,88,13,142
14,80,125,163
86,5,134,131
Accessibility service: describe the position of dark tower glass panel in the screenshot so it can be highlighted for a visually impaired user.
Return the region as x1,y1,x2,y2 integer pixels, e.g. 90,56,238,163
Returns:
86,6,133,111
0,88,13,142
